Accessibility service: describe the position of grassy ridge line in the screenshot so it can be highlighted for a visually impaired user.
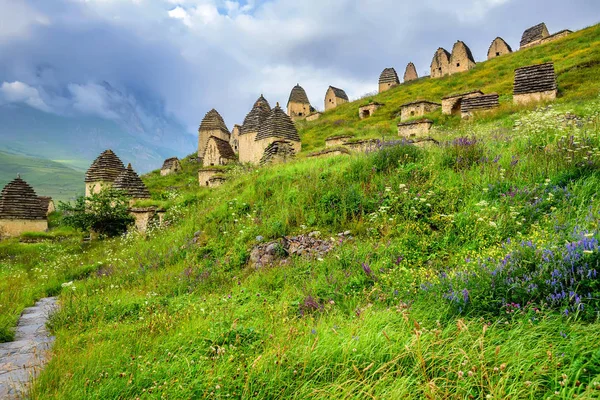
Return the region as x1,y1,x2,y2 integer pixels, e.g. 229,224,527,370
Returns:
298,23,600,151
0,151,84,201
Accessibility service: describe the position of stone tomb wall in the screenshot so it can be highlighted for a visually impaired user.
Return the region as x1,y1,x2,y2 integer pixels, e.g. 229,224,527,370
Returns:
208,176,226,187
203,138,234,167
198,128,230,160
238,131,260,164
325,135,353,148
288,101,311,121
85,181,113,197
343,139,379,153
441,91,483,115
514,90,557,105
199,169,221,187
400,101,440,122
359,103,383,119
397,119,434,139
308,148,351,159
0,219,48,238
129,207,164,234
487,37,512,60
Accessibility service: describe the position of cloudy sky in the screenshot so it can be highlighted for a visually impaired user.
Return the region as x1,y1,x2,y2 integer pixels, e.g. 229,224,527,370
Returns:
1,0,599,134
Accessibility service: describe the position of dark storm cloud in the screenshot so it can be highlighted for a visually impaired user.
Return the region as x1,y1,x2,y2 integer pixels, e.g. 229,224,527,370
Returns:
0,0,598,131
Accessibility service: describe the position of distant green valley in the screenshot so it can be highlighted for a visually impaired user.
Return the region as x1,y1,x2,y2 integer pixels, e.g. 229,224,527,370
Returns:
0,151,84,201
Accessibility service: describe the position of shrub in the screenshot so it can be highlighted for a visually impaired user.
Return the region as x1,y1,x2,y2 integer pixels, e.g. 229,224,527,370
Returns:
59,189,134,238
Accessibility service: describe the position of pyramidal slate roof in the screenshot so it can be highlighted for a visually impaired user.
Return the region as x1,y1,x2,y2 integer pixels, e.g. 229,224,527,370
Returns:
241,95,272,135
113,164,151,199
461,93,500,113
255,105,301,142
328,86,349,101
288,84,310,105
199,109,230,134
513,63,557,95
520,23,548,47
0,177,46,219
379,68,400,85
207,136,236,160
38,196,53,213
85,149,126,183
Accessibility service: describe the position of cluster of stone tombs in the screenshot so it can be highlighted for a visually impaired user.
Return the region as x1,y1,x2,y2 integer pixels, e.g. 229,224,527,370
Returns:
396,62,557,140
378,22,569,94
0,23,568,239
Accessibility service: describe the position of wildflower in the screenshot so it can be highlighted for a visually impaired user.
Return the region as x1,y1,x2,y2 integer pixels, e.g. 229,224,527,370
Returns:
362,263,374,279
457,371,464,379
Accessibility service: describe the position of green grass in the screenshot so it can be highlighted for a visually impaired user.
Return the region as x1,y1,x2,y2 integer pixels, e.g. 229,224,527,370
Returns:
0,151,84,202
297,23,600,152
1,22,600,399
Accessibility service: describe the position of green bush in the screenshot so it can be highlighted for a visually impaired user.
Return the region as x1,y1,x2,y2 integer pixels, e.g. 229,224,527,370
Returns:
59,189,134,238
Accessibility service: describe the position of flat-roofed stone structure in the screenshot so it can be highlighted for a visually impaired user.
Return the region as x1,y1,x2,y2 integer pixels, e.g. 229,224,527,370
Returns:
129,206,165,234
230,124,241,154
487,37,512,60
325,86,349,111
378,68,400,93
203,136,236,167
343,138,379,153
441,90,484,115
255,104,302,160
0,177,47,238
430,48,451,78
239,95,271,164
113,164,151,200
520,23,550,49
397,119,434,139
208,175,226,188
325,134,354,148
160,157,181,176
403,62,418,82
513,62,557,105
359,102,384,119
198,109,230,162
450,41,476,75
461,93,500,119
400,100,441,122
287,84,314,121
198,168,222,187
308,147,351,159
38,196,55,215
85,149,126,197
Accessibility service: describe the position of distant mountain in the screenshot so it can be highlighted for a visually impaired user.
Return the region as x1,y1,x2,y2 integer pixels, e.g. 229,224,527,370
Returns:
0,151,83,202
0,80,197,200
0,81,196,173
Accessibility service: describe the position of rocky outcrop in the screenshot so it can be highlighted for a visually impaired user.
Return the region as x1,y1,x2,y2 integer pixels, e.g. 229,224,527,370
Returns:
249,231,352,269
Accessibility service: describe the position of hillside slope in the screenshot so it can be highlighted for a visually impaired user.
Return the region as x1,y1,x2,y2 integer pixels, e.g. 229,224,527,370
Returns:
298,23,600,151
0,23,600,399
0,151,84,201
